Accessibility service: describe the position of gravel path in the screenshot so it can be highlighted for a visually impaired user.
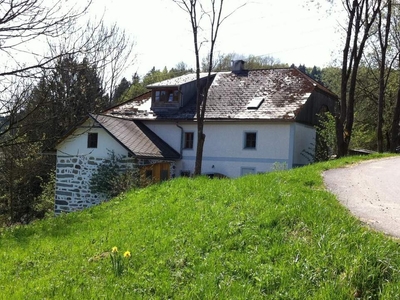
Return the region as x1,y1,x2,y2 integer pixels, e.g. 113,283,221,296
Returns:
323,156,400,238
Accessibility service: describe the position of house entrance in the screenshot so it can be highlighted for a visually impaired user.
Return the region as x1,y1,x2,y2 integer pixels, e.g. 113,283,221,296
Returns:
140,162,170,185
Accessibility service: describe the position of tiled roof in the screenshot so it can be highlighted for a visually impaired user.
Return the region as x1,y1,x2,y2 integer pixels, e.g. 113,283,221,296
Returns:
103,68,337,121
204,68,328,120
90,114,180,160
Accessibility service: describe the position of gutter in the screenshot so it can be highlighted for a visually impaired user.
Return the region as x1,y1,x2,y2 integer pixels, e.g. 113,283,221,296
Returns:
175,122,184,159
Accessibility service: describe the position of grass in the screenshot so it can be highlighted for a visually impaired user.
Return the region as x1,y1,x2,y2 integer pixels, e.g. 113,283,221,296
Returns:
1,154,400,299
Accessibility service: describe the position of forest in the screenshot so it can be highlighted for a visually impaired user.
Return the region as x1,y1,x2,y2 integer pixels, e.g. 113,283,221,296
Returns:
1,0,399,225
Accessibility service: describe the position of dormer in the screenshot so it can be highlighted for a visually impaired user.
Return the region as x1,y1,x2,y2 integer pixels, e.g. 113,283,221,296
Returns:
147,73,215,113
151,88,181,112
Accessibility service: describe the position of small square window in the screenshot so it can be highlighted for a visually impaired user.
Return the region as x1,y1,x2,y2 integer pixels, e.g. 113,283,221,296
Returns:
244,132,257,149
87,133,98,148
184,132,194,149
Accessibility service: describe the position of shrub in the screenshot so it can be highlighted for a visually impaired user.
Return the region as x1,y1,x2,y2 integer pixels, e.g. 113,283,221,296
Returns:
90,151,139,198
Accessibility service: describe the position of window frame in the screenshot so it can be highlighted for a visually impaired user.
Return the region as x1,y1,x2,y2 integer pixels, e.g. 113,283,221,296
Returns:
87,132,98,148
183,132,194,149
244,131,257,149
153,88,180,103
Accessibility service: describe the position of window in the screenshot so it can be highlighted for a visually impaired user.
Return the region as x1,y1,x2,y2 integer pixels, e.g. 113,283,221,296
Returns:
244,132,257,149
87,133,98,148
155,91,161,102
184,132,194,149
154,89,179,102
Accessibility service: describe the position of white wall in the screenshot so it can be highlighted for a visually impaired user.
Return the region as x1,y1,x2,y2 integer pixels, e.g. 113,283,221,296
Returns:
57,119,128,158
55,118,131,213
292,123,316,166
145,121,293,178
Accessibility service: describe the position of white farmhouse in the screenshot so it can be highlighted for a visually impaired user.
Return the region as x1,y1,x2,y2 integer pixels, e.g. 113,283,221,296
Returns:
55,61,338,213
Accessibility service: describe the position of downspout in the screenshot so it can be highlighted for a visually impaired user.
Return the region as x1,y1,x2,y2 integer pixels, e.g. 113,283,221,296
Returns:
176,122,183,159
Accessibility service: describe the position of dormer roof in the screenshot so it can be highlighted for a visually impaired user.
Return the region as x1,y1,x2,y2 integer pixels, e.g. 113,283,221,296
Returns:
146,73,212,88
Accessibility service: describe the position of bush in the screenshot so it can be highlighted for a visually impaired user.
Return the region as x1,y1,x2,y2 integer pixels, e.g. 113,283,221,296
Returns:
90,152,139,198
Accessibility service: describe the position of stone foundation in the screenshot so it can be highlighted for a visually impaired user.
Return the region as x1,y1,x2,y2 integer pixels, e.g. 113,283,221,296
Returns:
55,155,175,214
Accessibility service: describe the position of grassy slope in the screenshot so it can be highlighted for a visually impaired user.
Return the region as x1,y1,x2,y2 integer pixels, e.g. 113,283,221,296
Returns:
1,155,400,299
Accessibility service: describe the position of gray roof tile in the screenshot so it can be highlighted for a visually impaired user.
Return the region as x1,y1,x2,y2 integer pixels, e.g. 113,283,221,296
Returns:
90,114,180,160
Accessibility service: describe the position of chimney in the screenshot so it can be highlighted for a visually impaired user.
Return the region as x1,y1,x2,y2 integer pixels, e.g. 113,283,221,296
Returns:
231,60,245,73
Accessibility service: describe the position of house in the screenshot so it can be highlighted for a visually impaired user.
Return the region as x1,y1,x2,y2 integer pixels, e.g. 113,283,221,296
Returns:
55,61,338,213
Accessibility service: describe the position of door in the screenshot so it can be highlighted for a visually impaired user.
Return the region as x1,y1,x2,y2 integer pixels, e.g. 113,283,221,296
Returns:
140,162,170,185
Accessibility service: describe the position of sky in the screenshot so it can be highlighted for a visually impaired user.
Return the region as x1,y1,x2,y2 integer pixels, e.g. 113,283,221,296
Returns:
89,0,344,77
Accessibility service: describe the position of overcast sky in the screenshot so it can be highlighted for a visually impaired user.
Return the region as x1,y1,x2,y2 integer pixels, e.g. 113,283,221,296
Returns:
91,0,344,77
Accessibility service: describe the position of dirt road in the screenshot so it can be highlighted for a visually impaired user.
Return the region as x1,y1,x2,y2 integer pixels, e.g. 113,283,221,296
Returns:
323,156,400,238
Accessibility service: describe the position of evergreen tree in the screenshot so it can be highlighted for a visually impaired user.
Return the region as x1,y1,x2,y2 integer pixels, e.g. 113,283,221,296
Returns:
112,77,131,104
25,55,107,148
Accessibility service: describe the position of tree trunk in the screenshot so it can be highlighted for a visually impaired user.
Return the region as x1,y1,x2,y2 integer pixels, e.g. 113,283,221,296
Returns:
390,86,400,152
377,0,391,153
195,126,205,175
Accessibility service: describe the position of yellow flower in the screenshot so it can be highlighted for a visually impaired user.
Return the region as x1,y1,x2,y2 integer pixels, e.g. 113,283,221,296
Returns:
124,251,131,258
112,246,118,253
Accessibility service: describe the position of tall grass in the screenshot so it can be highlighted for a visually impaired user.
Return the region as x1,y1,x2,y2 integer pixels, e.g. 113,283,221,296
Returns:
1,154,400,299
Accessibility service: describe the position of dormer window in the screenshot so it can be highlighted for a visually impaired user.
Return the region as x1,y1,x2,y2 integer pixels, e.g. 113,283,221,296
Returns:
154,89,179,103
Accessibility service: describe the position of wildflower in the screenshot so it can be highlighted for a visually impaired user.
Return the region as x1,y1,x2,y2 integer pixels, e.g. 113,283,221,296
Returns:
124,251,131,258
112,246,118,253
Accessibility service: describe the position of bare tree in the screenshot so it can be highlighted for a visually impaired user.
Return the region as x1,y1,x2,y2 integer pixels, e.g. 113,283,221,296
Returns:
336,0,383,157
0,1,136,146
0,0,92,145
0,0,93,78
173,0,245,175
79,21,136,106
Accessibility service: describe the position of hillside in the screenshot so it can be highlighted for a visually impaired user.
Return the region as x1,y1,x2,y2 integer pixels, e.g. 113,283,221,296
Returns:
1,155,400,299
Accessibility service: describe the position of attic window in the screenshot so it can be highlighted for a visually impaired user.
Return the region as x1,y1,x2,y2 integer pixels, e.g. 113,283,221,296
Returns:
247,97,264,109
154,89,179,103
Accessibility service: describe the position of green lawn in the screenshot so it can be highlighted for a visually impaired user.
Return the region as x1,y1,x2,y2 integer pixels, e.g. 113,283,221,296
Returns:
1,155,400,299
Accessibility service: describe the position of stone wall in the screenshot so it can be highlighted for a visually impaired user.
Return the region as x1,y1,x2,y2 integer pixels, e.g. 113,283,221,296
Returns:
55,155,106,214
55,155,176,214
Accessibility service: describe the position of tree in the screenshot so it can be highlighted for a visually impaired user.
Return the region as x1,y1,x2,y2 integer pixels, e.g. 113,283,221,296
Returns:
0,2,136,147
0,136,52,223
336,0,383,157
23,55,108,148
390,3,400,152
0,0,92,78
202,52,287,71
112,77,131,104
375,0,393,152
80,22,136,106
173,0,245,175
